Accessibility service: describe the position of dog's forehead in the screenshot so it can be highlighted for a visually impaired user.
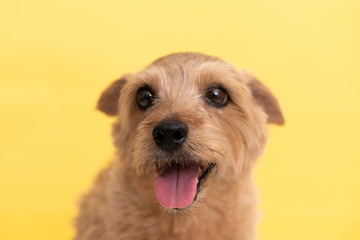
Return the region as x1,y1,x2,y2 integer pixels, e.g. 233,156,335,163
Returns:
135,53,245,99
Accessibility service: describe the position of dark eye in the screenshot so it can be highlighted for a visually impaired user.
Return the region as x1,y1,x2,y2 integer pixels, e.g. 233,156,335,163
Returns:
137,87,155,110
205,86,229,107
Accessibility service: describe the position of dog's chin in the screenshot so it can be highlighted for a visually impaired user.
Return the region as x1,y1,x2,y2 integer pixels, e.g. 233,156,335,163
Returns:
154,161,215,212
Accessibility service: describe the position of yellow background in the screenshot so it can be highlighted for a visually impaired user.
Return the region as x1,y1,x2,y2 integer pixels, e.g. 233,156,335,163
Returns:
1,0,359,239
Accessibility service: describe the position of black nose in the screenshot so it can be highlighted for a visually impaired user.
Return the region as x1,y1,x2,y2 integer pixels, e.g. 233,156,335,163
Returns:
152,120,188,152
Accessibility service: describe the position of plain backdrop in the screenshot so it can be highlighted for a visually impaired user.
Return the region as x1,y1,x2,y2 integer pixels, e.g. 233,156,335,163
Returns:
0,0,359,239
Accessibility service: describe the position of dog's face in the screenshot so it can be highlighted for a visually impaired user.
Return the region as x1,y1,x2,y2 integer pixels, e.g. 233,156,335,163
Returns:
97,53,284,211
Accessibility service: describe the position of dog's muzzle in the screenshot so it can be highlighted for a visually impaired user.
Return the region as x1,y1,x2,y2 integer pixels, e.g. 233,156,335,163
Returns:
151,120,215,210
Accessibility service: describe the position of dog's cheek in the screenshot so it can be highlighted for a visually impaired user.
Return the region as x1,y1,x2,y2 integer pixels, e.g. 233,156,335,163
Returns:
215,106,256,174
115,90,156,152
131,123,157,176
230,107,268,174
192,120,233,177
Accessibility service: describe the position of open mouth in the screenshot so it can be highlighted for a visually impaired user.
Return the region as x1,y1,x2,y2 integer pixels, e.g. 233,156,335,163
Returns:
155,162,215,209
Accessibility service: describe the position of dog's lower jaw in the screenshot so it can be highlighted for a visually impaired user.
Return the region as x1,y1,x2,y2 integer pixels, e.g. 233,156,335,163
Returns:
74,161,257,240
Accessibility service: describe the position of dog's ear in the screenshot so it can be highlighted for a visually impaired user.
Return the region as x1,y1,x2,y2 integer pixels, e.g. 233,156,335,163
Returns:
246,74,284,125
97,78,127,116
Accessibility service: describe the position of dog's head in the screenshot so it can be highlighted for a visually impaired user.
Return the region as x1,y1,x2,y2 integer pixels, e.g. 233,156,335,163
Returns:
97,53,284,211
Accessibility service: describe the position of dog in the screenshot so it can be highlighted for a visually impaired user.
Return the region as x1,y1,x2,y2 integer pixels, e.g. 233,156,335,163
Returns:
74,52,284,240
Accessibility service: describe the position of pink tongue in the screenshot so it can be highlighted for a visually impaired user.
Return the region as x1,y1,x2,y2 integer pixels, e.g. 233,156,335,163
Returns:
155,164,199,209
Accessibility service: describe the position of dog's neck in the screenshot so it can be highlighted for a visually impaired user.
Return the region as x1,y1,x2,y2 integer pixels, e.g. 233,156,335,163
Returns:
107,157,257,240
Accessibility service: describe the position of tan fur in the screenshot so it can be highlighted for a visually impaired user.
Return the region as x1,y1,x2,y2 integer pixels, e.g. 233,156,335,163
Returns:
74,52,284,240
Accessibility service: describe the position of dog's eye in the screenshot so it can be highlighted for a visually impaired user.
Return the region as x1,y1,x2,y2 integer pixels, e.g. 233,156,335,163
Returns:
205,86,229,107
137,87,155,110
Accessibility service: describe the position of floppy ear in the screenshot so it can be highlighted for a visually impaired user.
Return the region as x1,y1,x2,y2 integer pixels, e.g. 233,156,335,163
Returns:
97,78,127,116
247,76,285,125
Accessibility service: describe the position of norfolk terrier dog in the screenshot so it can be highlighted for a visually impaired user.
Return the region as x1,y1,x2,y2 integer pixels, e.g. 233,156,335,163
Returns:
74,52,284,240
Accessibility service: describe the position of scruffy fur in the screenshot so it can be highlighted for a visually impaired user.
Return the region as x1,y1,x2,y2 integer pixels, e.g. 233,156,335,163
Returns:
74,53,284,240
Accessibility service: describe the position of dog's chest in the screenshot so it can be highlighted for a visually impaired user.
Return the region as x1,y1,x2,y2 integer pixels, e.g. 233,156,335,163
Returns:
113,210,241,240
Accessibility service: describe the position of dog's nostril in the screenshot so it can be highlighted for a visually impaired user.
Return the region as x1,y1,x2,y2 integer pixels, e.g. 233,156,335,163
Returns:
172,130,185,143
153,130,164,141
